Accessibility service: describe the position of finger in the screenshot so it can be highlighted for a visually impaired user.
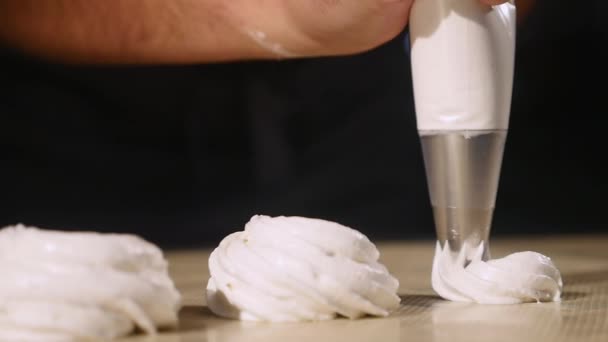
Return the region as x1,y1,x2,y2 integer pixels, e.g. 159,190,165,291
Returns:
283,0,412,55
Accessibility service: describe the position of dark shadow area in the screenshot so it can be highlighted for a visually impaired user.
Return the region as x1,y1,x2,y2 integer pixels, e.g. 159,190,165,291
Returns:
560,291,589,301
396,294,444,317
176,305,228,332
1,1,606,248
399,294,443,308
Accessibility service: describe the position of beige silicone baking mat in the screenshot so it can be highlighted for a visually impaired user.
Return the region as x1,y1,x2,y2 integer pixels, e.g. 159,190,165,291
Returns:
120,235,608,342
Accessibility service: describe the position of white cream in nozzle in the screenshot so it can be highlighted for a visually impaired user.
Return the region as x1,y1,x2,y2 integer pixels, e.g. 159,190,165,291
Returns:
410,0,516,131
409,1,563,304
409,0,517,260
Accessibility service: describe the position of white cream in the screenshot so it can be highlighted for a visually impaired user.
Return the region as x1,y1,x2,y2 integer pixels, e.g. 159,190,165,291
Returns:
206,215,400,321
432,241,563,304
409,0,516,131
0,224,181,341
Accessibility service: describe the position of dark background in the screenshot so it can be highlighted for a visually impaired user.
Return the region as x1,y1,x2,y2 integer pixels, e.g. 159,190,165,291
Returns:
1,1,606,249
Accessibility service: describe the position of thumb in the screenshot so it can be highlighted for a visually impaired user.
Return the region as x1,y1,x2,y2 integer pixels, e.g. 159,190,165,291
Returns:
281,0,412,57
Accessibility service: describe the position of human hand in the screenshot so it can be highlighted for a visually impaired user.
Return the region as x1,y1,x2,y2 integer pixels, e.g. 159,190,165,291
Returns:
0,0,514,64
230,0,511,58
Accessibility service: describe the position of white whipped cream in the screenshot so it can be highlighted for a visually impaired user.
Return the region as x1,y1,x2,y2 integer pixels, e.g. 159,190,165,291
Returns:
206,215,400,321
409,0,516,130
432,241,563,304
0,224,181,341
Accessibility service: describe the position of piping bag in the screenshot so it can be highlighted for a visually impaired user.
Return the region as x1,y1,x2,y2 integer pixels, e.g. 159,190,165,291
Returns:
408,0,516,262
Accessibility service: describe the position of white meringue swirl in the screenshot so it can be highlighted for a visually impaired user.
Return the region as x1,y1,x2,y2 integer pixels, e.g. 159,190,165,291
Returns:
0,224,181,341
206,215,400,322
432,241,563,304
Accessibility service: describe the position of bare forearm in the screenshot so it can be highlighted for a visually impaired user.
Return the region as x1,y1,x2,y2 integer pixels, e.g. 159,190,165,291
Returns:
0,0,274,64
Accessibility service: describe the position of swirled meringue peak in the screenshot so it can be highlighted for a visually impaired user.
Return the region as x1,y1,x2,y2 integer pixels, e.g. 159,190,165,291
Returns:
0,224,181,341
432,241,563,304
206,215,400,322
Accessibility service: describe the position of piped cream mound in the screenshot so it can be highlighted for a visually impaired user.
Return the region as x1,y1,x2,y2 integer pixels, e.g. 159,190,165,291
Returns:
0,224,181,341
432,241,563,304
206,215,400,322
